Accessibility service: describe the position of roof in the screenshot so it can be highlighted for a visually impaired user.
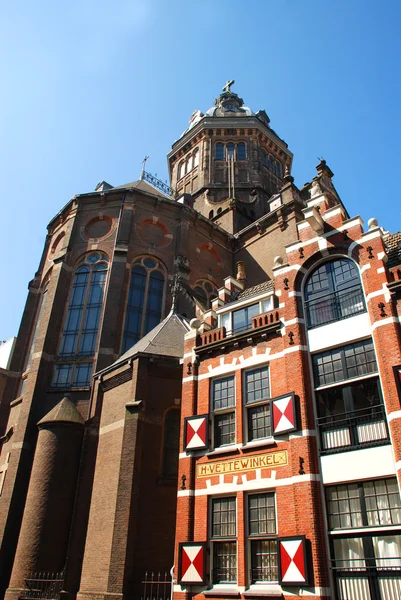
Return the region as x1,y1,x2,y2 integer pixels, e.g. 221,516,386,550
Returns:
237,280,275,300
38,397,85,427
109,311,191,369
385,231,401,269
114,178,171,199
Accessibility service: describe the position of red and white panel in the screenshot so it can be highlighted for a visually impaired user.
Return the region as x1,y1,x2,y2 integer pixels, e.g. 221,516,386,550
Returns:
184,415,208,450
179,543,206,584
278,537,308,585
272,393,296,435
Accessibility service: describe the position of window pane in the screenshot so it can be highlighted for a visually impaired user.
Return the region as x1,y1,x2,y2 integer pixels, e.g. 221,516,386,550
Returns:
212,497,236,537
214,412,235,446
162,409,180,478
52,364,72,388
249,493,276,535
364,478,401,526
373,535,401,568
213,377,235,410
245,367,270,404
144,270,164,335
72,363,92,387
248,404,271,440
122,266,147,352
227,143,235,159
193,150,199,168
251,540,278,583
216,143,224,160
213,542,236,583
333,537,366,569
326,484,362,529
237,142,246,160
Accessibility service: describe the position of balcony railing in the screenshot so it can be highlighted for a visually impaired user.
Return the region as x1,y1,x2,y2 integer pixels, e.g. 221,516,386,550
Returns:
197,310,281,348
22,571,64,600
305,286,366,329
317,404,389,454
332,559,401,600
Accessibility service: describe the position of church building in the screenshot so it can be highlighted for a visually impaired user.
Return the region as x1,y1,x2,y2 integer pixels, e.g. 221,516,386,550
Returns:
0,83,401,600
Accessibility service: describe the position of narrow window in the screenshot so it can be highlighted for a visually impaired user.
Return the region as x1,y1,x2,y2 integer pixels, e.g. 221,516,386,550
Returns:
232,303,259,334
211,497,237,583
244,367,271,442
237,142,247,160
262,151,268,168
226,143,235,160
179,160,186,179
122,257,165,353
193,149,199,168
248,493,278,583
212,376,235,447
216,143,224,160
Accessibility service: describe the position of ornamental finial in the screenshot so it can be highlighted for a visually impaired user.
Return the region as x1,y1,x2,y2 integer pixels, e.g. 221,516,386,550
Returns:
222,80,235,93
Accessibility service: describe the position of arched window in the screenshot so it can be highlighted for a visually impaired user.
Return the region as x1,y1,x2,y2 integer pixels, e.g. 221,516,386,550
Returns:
162,408,180,479
237,142,247,160
193,279,218,308
193,149,199,168
209,210,214,219
268,155,274,171
226,143,235,159
304,258,365,328
122,256,166,353
53,253,108,388
262,150,268,168
179,160,186,179
274,160,282,177
216,143,224,160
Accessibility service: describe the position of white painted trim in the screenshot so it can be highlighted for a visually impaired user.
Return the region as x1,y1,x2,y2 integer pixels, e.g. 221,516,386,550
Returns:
360,263,371,274
271,263,306,275
285,217,364,253
289,291,302,297
377,267,385,274
371,316,399,331
388,410,401,423
330,525,401,536
283,317,305,326
365,283,391,302
176,473,320,497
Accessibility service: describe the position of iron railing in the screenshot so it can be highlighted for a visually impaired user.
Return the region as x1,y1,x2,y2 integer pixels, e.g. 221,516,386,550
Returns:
142,171,176,199
332,559,401,600
22,571,64,600
212,567,237,584
250,565,278,584
305,286,365,329
140,571,172,600
317,404,389,454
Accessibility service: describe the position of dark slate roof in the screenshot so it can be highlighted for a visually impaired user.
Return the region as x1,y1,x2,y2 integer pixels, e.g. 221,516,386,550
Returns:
114,178,171,199
385,232,401,269
38,397,85,426
237,280,274,300
112,311,191,367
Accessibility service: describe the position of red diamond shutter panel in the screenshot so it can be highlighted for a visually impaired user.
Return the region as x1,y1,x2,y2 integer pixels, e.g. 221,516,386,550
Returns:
184,415,208,450
278,537,308,585
272,392,297,435
178,543,207,584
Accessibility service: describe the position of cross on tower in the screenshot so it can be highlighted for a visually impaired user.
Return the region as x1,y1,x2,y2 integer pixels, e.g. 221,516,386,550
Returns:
222,80,235,93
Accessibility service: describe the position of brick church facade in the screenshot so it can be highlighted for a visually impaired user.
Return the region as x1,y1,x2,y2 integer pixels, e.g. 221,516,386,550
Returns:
1,83,401,600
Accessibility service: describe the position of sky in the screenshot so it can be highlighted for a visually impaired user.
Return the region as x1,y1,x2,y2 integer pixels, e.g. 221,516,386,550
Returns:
1,0,401,340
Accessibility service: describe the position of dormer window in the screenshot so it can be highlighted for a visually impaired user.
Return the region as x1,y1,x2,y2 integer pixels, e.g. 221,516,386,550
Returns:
219,296,274,335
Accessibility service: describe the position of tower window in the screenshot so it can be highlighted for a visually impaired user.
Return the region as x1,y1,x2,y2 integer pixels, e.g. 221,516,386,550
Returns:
237,142,247,160
162,408,180,479
216,143,225,160
226,143,235,159
122,256,166,353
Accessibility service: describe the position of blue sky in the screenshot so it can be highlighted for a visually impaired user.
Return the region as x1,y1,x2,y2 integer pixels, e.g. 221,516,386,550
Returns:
1,0,401,340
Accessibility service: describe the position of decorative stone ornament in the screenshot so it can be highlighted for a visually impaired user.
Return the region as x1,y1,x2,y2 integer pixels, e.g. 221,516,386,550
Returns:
178,543,207,585
184,415,208,450
272,392,297,435
278,536,309,585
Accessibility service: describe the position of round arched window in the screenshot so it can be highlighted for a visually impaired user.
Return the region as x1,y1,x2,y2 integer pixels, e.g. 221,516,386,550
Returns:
304,258,365,328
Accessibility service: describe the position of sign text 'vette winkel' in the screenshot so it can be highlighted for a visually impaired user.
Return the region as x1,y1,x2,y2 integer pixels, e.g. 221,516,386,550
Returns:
196,450,288,478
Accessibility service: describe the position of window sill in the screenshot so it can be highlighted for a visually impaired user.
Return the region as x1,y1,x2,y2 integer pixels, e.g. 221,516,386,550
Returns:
206,445,241,457
242,437,276,451
243,584,282,597
204,588,240,597
48,386,90,393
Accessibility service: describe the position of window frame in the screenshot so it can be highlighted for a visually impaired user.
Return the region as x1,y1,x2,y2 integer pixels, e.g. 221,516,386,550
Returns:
121,256,166,353
218,296,274,335
211,376,236,449
247,492,278,585
210,496,237,584
243,366,272,443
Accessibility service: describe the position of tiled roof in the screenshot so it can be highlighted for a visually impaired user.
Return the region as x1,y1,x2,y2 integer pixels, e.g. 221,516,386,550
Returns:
237,280,274,300
111,311,191,368
385,232,401,269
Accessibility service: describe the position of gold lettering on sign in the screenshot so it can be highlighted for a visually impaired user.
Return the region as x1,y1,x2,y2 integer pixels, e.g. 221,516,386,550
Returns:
196,450,288,478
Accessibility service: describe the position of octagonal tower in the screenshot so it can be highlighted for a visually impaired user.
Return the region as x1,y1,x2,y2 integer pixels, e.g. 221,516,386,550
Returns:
168,82,293,234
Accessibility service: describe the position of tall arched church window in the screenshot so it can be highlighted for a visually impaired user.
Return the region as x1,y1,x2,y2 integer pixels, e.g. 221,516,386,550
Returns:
215,143,224,160
237,142,247,160
53,253,108,388
304,258,365,328
122,256,166,353
162,408,180,479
